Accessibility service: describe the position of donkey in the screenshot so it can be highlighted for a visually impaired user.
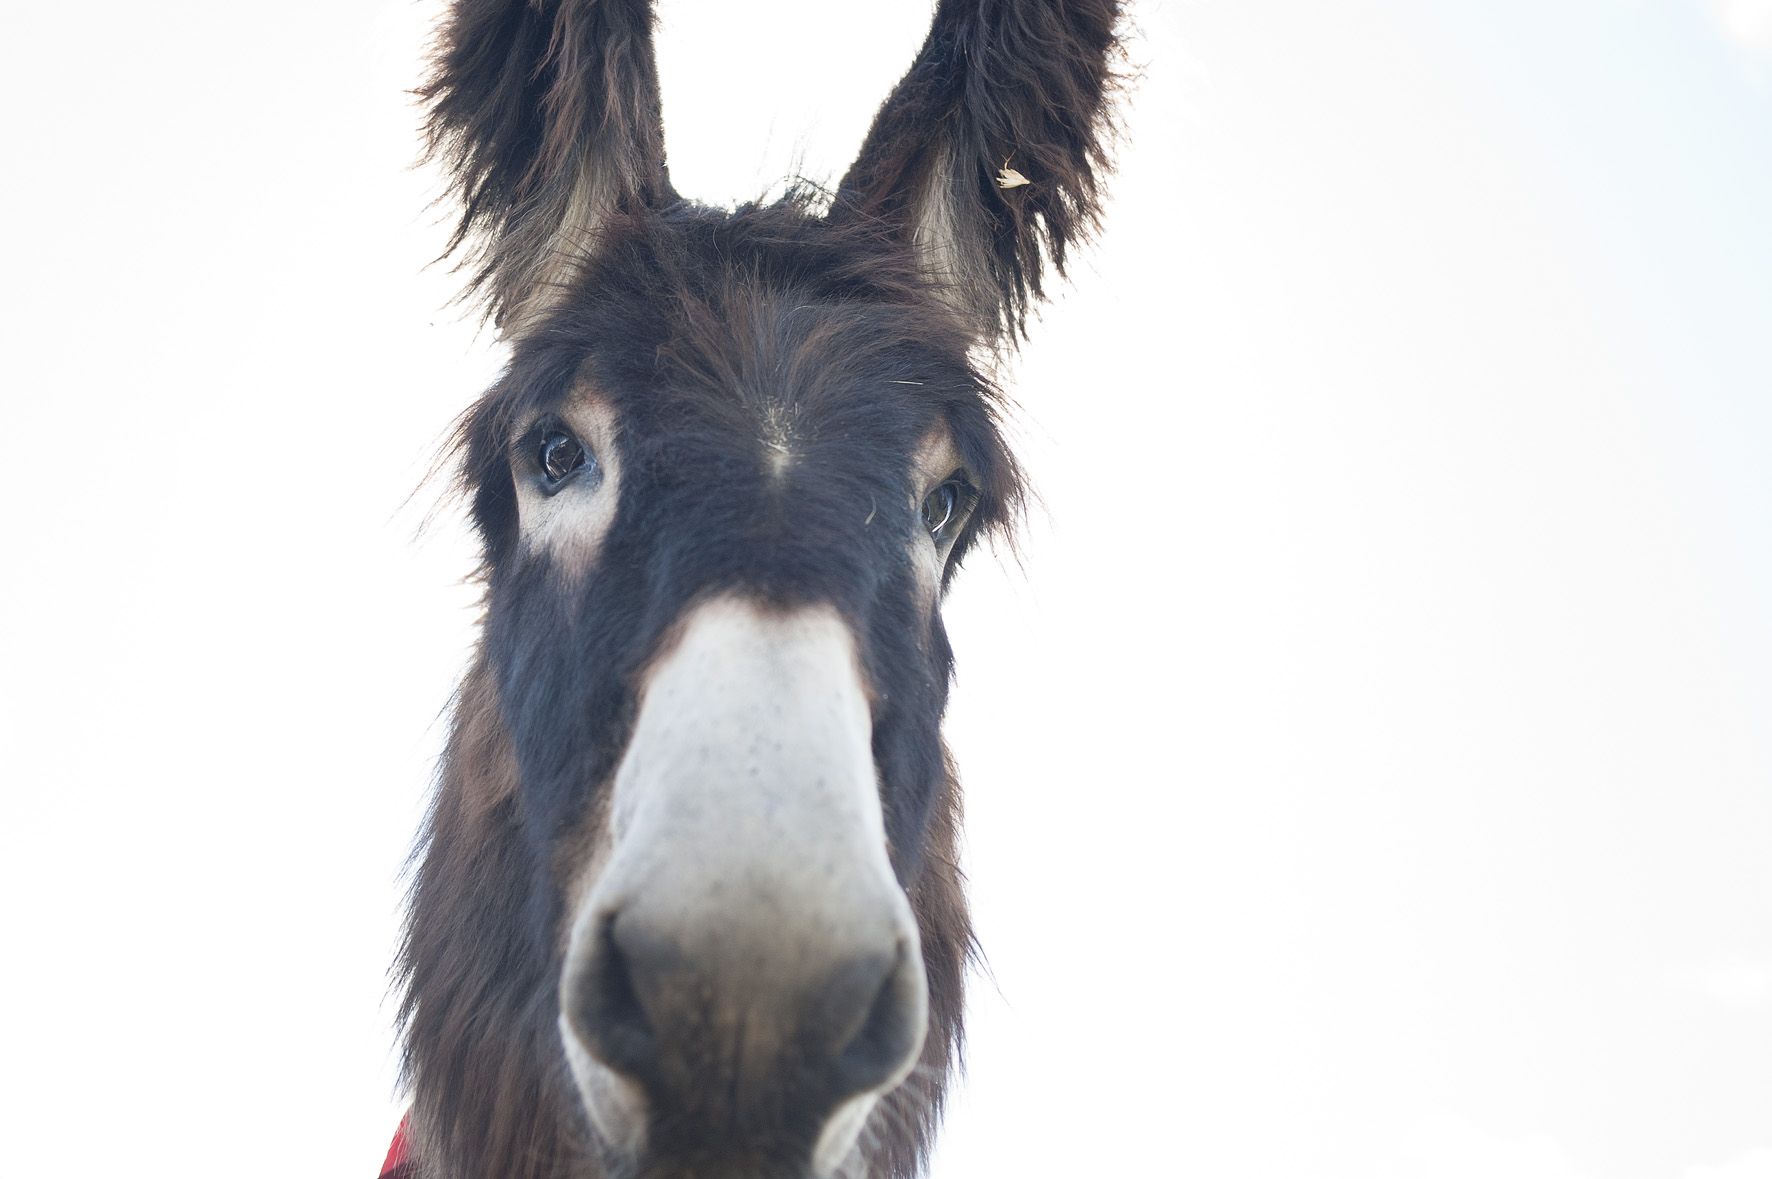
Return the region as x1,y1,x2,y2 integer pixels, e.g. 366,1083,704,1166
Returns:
394,2,1121,1177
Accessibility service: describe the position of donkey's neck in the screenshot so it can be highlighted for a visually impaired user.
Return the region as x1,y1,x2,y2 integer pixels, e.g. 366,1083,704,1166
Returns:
397,655,588,1178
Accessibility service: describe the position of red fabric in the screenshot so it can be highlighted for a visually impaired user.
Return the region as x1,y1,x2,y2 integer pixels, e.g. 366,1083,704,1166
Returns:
380,1114,412,1177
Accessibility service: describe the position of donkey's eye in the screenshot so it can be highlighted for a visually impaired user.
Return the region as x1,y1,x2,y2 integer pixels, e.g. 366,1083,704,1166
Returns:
920,476,975,540
539,429,588,486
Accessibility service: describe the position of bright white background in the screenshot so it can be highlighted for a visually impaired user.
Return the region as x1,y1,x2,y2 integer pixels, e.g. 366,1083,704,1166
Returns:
2,1,1768,1176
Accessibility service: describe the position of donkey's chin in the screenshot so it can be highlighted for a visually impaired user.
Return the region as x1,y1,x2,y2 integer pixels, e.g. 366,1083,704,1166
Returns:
558,1021,650,1155
559,1014,901,1179
559,1031,888,1178
810,1091,883,1176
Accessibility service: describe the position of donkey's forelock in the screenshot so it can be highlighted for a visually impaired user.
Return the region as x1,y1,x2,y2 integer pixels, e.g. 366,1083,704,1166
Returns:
399,2,1122,1177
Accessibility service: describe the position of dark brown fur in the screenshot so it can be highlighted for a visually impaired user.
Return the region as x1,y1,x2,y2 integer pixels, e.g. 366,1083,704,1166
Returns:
395,2,1121,1176
834,0,1123,340
420,0,674,326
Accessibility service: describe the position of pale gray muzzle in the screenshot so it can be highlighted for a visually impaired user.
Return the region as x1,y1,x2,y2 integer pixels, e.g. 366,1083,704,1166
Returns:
557,597,927,1171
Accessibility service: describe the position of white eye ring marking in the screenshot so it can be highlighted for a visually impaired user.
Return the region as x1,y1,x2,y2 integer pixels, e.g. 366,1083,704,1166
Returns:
514,393,622,576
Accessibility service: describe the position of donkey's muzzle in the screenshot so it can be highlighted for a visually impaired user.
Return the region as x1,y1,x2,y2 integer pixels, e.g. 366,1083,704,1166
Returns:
565,896,925,1113
556,597,927,1171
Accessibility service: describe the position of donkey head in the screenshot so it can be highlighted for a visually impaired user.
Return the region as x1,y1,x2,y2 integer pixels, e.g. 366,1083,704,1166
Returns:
398,4,1120,1178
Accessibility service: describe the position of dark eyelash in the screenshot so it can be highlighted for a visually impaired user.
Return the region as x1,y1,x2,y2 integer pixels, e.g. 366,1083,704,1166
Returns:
512,413,566,467
947,472,982,516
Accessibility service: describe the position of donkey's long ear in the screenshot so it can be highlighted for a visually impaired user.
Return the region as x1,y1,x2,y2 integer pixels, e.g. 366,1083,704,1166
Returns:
423,0,672,331
833,0,1122,343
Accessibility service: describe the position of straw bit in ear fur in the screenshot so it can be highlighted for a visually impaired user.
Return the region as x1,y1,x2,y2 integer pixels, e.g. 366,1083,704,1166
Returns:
995,164,1031,190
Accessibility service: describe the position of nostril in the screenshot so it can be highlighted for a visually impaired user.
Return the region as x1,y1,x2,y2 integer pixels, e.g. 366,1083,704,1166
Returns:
567,915,659,1082
564,906,927,1112
829,940,926,1099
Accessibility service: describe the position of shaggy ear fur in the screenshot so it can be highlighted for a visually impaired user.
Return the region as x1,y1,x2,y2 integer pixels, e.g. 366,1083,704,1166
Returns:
832,0,1123,344
422,0,672,331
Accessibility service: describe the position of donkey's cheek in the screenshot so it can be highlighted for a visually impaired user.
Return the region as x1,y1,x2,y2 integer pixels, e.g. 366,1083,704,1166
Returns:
910,538,943,603
517,482,619,576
